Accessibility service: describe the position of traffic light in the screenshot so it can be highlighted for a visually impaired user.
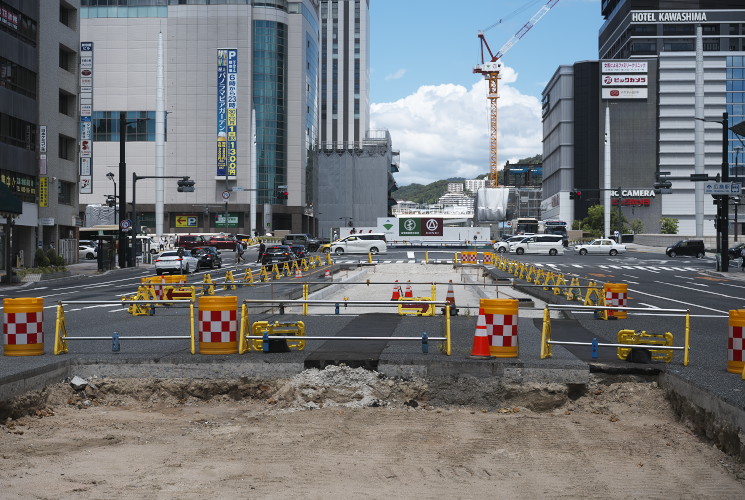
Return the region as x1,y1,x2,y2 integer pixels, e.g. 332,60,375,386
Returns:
569,190,581,200
177,177,195,192
653,179,672,194
275,186,288,201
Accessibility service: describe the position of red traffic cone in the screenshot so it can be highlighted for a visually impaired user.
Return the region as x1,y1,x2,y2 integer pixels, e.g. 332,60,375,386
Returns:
391,280,401,301
324,269,331,279
470,308,493,358
405,281,413,298
442,280,459,316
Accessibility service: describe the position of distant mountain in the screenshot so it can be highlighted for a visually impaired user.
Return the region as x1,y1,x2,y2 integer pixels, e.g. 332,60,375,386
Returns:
393,154,542,203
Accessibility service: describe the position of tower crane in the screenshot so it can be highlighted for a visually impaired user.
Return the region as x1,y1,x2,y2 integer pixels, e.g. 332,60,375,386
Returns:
474,0,560,187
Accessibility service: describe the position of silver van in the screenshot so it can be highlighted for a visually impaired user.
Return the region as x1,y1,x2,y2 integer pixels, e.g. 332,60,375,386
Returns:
324,233,388,255
513,234,564,256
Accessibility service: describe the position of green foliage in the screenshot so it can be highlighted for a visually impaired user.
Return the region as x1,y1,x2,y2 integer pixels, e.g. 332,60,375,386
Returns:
630,219,644,234
577,205,629,238
55,256,65,266
46,248,58,262
660,217,679,234
514,154,543,164
34,249,50,268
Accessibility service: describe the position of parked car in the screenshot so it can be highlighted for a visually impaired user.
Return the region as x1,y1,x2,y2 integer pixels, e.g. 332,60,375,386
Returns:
192,246,222,269
79,244,98,260
289,245,308,259
175,234,208,250
512,234,565,256
321,233,388,255
207,235,236,250
666,239,705,259
574,238,626,256
494,235,532,253
261,245,294,265
728,242,745,261
282,233,320,251
154,250,200,274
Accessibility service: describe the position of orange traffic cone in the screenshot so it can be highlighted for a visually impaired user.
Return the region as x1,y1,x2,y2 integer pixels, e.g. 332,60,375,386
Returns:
405,281,414,298
295,268,302,278
470,308,493,358
442,280,459,316
324,269,331,279
391,280,402,301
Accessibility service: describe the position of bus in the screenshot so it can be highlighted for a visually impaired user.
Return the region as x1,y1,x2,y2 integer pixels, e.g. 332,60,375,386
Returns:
539,220,568,236
511,217,539,235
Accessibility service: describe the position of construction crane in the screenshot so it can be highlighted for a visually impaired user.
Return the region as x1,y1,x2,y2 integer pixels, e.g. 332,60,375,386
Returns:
473,0,560,187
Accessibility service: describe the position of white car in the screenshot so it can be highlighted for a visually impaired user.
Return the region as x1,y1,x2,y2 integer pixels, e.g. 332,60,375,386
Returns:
79,245,98,260
493,235,532,253
574,238,626,256
154,250,200,275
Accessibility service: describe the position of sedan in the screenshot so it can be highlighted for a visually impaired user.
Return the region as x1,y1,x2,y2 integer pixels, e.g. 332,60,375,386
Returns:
79,245,97,260
154,250,200,274
208,236,237,250
192,246,222,269
261,245,294,265
574,238,626,256
727,242,745,261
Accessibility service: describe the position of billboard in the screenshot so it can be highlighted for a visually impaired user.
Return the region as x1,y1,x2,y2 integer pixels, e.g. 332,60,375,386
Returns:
79,42,93,194
602,88,648,99
217,49,238,177
398,217,444,237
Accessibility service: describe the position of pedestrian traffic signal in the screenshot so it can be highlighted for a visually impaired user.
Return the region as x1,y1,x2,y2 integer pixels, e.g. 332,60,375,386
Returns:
275,187,288,200
177,177,195,192
569,190,581,200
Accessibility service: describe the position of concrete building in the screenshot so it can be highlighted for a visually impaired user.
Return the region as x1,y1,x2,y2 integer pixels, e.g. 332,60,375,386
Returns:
79,0,320,236
0,0,81,271
543,1,745,235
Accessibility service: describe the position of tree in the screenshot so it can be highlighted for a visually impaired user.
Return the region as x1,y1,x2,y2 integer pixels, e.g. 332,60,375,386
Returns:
577,204,629,238
660,217,679,234
630,219,644,234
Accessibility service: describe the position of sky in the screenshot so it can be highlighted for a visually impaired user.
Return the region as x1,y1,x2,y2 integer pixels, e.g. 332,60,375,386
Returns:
369,0,602,187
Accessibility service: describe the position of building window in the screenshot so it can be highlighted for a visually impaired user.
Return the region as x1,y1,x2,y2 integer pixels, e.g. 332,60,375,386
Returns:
59,90,75,117
0,2,37,47
58,180,74,205
0,56,37,99
59,44,76,72
0,113,36,150
58,134,75,160
91,111,162,142
60,2,77,29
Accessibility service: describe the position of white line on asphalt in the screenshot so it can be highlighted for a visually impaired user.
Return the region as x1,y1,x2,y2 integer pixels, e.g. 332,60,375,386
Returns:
634,266,658,273
677,279,708,287
638,302,660,309
655,281,741,300
625,274,639,279
630,288,729,314
625,281,639,284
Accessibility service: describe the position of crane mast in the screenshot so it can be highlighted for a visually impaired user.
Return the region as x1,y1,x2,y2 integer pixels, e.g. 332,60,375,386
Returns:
474,0,560,187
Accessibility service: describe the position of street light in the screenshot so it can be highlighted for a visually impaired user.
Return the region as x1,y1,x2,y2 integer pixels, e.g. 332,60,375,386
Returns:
105,172,117,209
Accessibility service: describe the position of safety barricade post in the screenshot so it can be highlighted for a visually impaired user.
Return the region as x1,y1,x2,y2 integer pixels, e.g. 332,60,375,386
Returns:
223,270,237,291
4,298,45,356
729,310,745,375
198,296,238,355
603,283,628,319
482,298,519,358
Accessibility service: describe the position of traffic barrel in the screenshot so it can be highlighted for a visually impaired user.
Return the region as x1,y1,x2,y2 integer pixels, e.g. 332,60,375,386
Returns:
728,310,745,374
603,283,628,319
470,308,493,358
3,298,45,356
198,296,238,355
482,298,519,358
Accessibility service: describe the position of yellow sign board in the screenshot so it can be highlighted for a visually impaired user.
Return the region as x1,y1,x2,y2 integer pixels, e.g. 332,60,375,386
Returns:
39,176,48,207
176,215,198,228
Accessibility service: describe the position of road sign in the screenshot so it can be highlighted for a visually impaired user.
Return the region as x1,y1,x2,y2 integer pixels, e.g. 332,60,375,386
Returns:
176,215,198,228
222,190,230,200
120,219,132,230
231,186,245,192
705,182,742,195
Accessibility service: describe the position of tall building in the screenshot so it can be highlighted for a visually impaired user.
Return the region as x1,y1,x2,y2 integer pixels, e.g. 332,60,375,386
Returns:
79,0,320,236
543,1,745,235
1,0,81,272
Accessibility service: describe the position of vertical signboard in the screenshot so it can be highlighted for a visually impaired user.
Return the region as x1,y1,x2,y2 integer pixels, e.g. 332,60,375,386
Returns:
79,42,94,194
217,48,238,177
39,176,48,207
39,125,47,175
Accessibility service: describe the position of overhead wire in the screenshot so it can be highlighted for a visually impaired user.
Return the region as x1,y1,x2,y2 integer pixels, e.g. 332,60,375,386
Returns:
480,0,544,33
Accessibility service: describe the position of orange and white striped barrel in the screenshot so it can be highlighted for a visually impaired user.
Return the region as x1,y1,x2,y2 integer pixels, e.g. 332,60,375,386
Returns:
483,252,494,266
198,296,238,355
3,298,44,356
603,283,628,319
728,310,745,374
461,251,478,264
481,298,519,358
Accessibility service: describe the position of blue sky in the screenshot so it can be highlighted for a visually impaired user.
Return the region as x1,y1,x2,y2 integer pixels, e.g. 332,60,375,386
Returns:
369,0,602,187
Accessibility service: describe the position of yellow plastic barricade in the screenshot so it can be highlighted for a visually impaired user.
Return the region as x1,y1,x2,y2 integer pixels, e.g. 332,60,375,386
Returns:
461,251,478,265
243,268,256,285
728,310,745,374
584,281,604,307
398,297,435,317
481,298,519,358
618,329,674,363
223,270,237,290
164,285,197,302
3,298,45,356
483,252,494,266
251,320,306,351
553,275,567,295
198,296,238,355
604,283,628,319
566,277,582,301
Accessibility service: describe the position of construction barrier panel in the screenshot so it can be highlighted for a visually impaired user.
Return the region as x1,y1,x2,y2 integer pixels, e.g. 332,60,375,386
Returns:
728,309,745,374
3,297,44,356
198,296,238,355
604,283,628,319
481,298,519,358
461,251,478,264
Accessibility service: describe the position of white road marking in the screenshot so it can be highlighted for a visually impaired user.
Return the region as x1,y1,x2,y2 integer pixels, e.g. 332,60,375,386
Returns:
655,281,741,300
630,288,729,314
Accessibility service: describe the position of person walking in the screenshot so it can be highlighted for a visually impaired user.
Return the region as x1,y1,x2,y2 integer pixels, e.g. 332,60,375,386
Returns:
236,240,246,264
257,239,266,263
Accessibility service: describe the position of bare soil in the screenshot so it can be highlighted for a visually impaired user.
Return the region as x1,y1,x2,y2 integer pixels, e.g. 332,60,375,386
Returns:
1,367,744,499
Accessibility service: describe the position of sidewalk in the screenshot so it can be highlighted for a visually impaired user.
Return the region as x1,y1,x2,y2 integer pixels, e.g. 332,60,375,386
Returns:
0,261,152,289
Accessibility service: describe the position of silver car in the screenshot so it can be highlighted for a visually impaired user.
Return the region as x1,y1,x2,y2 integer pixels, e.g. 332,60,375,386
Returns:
154,250,200,274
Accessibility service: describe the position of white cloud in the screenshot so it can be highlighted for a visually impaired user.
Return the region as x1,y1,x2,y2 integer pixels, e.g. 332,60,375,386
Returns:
385,68,406,80
370,65,542,186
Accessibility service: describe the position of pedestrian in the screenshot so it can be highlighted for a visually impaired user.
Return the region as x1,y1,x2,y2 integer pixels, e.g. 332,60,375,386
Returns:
257,239,266,263
350,228,356,234
740,246,745,272
169,236,175,249
236,241,246,263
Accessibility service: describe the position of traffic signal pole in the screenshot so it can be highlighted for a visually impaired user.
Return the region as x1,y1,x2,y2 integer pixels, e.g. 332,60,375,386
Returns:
721,112,730,272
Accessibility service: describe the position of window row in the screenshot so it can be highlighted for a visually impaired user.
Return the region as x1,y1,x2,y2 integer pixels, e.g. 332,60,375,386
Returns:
0,1,37,47
92,111,163,142
0,57,36,99
0,113,36,151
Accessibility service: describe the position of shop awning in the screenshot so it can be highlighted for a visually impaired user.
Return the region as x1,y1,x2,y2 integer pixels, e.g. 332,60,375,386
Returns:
0,181,22,218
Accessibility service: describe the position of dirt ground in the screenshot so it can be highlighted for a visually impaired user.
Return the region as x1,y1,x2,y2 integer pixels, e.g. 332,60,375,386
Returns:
1,367,744,499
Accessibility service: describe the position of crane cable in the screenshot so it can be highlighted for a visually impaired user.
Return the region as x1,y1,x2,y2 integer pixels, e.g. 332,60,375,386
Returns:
480,0,545,33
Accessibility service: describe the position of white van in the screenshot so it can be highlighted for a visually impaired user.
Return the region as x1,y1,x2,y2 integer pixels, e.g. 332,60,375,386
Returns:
512,234,564,256
325,233,387,255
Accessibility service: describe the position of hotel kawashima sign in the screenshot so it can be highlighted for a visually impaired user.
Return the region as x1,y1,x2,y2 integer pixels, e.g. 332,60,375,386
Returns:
630,10,741,24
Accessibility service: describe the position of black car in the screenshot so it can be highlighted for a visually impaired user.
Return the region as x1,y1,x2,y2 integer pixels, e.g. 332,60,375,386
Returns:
261,245,294,265
728,242,745,261
290,245,308,259
666,239,705,258
192,246,223,269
